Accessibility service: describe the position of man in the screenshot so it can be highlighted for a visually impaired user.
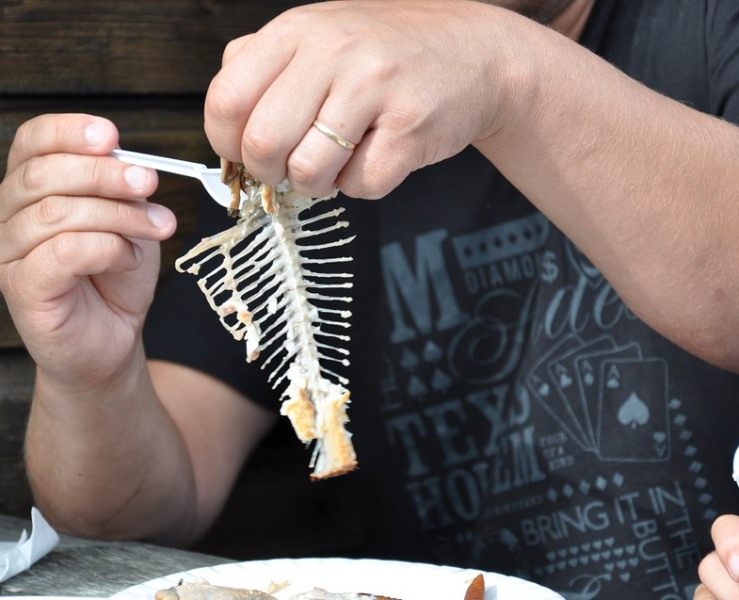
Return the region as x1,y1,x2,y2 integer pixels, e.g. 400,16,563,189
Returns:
2,1,739,598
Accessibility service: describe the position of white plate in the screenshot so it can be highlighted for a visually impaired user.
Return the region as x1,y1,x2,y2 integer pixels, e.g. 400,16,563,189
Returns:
109,557,564,600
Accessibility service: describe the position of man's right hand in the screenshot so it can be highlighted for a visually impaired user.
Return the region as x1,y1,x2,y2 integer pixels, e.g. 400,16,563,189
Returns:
0,113,175,390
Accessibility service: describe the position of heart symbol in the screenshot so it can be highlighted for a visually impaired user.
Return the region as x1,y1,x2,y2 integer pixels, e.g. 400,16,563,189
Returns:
617,393,650,428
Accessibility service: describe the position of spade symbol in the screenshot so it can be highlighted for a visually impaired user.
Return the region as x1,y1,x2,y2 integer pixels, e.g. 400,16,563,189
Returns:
617,393,650,428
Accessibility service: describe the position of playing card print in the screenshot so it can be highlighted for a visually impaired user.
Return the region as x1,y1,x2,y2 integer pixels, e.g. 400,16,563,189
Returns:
526,335,670,463
574,342,642,450
526,334,592,450
547,335,617,450
597,357,669,461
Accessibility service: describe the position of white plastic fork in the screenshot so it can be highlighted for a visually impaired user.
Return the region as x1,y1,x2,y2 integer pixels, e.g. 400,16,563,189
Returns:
110,148,243,208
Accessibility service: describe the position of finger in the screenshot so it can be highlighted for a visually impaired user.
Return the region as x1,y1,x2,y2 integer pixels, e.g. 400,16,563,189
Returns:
337,126,422,199
286,125,356,198
0,196,175,264
698,551,739,599
692,583,716,600
283,85,372,197
221,34,252,66
239,58,331,186
204,30,296,164
3,231,145,307
7,114,118,174
0,153,159,222
711,514,739,580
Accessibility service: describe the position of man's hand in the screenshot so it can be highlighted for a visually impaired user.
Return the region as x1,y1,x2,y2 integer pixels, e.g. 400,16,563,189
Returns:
204,0,508,200
0,113,175,389
696,515,739,599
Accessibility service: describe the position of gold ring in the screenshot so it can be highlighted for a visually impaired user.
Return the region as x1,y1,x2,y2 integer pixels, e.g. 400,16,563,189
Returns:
312,120,357,151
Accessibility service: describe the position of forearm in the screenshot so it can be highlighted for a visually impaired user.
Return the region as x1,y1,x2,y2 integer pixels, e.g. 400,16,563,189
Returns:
474,14,739,369
24,339,198,545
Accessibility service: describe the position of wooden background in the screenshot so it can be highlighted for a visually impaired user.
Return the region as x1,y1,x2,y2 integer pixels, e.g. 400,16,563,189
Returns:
0,0,363,559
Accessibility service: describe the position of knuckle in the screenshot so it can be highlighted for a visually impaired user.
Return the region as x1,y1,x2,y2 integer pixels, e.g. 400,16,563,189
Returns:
272,5,308,30
18,156,46,195
85,154,106,184
358,52,396,86
36,196,69,227
242,125,282,165
221,38,242,64
337,177,365,199
287,152,321,186
340,170,393,201
12,116,45,152
206,77,244,124
12,120,32,153
48,231,76,265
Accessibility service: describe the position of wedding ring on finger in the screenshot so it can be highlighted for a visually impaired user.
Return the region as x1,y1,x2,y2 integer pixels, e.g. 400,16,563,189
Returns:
312,120,357,151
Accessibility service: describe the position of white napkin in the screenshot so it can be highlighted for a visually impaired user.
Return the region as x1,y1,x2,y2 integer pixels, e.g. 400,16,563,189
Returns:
0,507,59,583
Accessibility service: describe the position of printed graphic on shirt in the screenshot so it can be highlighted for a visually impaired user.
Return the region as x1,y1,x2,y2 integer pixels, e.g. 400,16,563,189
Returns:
376,213,712,600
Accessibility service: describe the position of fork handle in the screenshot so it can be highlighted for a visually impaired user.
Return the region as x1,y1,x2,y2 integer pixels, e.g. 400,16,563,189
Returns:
111,148,209,179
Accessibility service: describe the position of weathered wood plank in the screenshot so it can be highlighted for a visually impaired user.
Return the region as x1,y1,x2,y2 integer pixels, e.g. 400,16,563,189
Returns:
0,98,212,349
0,298,21,350
0,0,306,95
0,350,34,517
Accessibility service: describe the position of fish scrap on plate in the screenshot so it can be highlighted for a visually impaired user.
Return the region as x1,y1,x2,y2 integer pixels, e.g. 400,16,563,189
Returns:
154,573,485,600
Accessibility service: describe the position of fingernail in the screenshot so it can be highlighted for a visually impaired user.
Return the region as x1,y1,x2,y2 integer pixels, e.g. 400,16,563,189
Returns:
729,554,739,580
124,166,149,192
147,204,172,230
84,121,107,147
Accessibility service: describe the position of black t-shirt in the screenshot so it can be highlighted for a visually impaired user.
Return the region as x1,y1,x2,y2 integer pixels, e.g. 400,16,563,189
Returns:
144,1,739,598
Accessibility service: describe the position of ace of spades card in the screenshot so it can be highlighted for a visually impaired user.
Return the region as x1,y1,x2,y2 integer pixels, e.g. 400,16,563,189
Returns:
596,357,670,461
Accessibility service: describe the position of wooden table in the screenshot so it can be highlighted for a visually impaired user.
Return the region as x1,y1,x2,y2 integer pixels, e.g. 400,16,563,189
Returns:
0,513,234,597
